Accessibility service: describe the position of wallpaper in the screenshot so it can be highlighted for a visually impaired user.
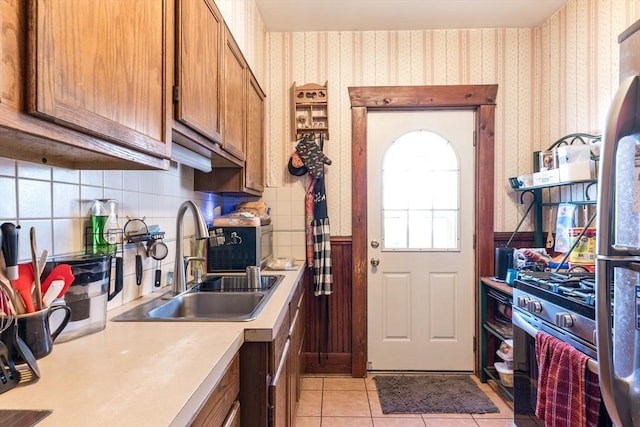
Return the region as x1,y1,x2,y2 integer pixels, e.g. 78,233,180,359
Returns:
260,0,640,236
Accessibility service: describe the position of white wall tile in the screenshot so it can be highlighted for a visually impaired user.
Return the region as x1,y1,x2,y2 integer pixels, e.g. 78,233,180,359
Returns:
104,170,124,190
52,182,80,218
0,158,16,176
16,219,52,264
122,170,140,193
52,167,80,184
53,218,83,255
0,177,17,219
80,170,103,187
17,161,51,180
18,179,52,219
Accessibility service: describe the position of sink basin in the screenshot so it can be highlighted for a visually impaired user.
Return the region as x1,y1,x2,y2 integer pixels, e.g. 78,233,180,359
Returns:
196,274,279,292
112,274,284,322
147,292,266,321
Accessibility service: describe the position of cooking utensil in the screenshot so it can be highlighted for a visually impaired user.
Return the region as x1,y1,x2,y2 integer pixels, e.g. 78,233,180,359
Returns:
108,256,123,301
11,264,36,313
135,254,142,286
14,334,40,382
0,287,20,393
38,250,48,276
545,206,555,249
29,227,43,310
40,264,74,299
42,280,64,307
0,223,19,281
124,218,148,287
147,239,168,288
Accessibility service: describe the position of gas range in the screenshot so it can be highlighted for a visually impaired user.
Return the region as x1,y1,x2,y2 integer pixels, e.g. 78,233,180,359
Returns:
513,271,597,354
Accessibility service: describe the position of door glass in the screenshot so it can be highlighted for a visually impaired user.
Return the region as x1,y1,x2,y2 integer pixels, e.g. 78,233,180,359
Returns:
382,130,460,250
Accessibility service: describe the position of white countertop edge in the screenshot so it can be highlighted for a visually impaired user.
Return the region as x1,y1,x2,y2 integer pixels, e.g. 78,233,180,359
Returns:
169,332,244,426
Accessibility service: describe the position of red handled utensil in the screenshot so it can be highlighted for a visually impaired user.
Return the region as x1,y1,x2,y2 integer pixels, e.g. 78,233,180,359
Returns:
10,263,35,313
40,264,74,299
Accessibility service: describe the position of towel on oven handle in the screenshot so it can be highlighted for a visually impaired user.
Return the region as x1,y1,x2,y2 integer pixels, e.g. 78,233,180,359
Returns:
535,331,601,427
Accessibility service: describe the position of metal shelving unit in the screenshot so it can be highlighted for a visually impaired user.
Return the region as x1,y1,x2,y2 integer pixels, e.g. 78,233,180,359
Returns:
479,277,514,401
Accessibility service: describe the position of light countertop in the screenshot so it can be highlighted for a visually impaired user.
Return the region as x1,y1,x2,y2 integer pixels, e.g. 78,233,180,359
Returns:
0,266,305,427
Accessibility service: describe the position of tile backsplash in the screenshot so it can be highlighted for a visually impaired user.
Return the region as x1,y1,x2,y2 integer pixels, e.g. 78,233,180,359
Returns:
0,156,222,310
0,156,308,311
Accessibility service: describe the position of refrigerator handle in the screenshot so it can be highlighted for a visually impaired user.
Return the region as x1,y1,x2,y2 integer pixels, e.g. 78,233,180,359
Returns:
596,260,625,427
597,74,639,257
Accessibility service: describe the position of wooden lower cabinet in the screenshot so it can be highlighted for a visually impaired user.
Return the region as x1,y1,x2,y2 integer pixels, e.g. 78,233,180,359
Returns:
191,354,241,427
240,277,305,427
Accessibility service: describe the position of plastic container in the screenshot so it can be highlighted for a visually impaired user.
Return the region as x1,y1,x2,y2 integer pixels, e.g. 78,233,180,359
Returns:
494,362,513,387
47,254,112,343
496,349,513,369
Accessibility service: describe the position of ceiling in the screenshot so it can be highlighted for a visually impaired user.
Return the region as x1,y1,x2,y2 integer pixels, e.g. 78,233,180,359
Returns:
254,0,569,32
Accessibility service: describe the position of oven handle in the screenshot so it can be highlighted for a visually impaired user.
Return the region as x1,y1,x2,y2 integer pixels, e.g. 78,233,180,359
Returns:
512,310,598,374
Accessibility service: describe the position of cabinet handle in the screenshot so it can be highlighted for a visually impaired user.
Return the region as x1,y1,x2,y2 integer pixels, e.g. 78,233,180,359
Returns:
289,309,300,337
221,400,240,427
270,339,291,387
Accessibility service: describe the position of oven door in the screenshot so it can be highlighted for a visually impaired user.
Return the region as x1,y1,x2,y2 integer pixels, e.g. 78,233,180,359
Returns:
513,308,612,427
512,309,546,426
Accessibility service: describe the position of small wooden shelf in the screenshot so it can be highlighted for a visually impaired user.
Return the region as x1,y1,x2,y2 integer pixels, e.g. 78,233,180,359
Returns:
291,81,329,140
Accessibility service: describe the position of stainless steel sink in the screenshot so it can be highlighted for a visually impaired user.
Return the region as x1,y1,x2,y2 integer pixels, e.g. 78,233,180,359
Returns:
196,274,280,292
112,274,284,322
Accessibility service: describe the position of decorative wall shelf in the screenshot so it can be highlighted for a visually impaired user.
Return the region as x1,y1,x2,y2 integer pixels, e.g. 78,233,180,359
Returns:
291,81,329,140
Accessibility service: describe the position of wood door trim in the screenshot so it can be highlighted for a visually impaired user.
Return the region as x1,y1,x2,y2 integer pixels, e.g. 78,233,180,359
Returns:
348,84,498,377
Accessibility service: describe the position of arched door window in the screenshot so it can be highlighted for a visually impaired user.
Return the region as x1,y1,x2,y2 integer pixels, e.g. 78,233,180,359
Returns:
382,130,460,251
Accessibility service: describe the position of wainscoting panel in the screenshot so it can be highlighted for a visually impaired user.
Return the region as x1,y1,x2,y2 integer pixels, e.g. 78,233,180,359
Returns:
303,237,353,374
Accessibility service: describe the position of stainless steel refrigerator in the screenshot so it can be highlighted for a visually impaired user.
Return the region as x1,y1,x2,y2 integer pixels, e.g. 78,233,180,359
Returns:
596,19,640,427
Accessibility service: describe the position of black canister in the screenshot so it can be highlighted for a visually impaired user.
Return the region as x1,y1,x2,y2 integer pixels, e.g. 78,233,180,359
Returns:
494,247,514,281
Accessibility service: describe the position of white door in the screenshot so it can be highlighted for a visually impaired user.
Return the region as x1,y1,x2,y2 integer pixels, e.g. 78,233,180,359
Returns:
367,110,475,371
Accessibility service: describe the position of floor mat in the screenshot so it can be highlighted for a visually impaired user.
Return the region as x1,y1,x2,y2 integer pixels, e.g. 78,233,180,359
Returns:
373,375,500,414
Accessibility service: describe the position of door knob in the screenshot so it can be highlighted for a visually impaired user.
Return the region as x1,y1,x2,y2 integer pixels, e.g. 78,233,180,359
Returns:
370,240,380,248
370,258,380,267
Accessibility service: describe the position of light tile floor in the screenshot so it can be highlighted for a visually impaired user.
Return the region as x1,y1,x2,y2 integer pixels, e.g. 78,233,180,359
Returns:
295,374,514,427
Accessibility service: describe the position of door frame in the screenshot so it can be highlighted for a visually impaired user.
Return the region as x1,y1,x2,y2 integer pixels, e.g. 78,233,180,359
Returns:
348,85,498,377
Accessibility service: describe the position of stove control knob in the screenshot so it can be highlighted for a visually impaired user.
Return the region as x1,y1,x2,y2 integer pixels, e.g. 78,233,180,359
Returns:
528,300,543,313
516,296,530,308
555,313,574,328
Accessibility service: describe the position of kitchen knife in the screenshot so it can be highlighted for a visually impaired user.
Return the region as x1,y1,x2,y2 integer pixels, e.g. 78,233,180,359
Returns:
0,223,19,281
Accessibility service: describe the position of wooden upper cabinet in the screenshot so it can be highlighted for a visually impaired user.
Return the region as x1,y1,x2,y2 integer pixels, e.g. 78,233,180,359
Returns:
222,26,247,161
245,72,265,193
27,0,170,159
174,0,222,144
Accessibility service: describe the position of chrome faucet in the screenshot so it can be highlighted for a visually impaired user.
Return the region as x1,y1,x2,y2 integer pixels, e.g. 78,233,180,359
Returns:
170,200,209,296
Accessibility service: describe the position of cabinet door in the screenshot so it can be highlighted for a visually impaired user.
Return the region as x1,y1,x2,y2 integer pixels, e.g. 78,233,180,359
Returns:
175,0,222,143
222,27,246,160
269,339,290,427
27,0,170,158
192,354,240,427
245,72,265,192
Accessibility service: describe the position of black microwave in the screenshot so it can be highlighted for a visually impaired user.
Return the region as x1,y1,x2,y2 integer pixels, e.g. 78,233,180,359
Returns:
206,224,273,272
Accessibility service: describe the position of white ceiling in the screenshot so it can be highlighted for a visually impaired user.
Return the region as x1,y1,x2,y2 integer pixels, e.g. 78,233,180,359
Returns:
255,0,569,32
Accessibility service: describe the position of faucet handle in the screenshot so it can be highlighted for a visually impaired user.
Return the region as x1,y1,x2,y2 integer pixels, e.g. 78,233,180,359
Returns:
184,256,206,284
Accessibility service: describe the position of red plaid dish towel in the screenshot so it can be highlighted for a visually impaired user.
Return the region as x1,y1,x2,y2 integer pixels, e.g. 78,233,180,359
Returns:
535,331,601,427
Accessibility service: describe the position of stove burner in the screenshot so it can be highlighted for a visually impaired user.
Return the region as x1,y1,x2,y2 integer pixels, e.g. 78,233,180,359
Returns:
517,270,596,307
